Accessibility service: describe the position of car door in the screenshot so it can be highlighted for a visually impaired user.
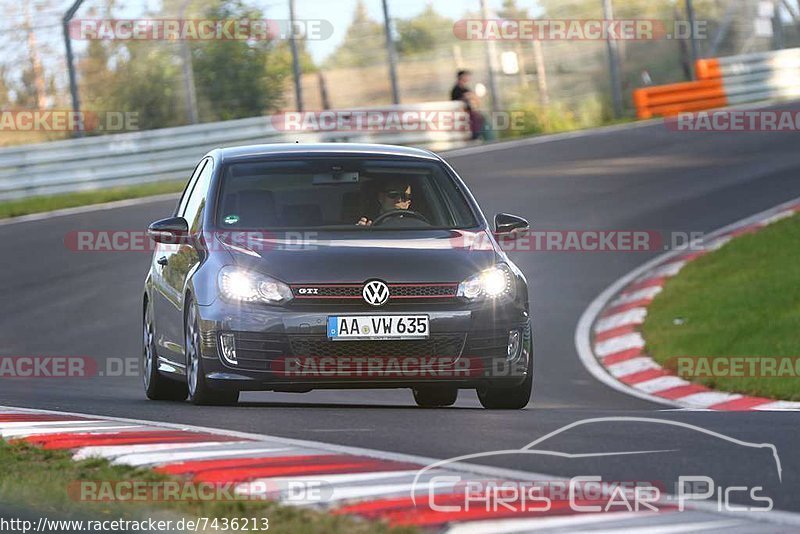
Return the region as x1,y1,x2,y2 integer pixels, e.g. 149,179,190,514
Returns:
152,158,212,366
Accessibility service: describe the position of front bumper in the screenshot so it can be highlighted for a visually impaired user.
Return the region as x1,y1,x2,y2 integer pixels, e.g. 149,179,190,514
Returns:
194,300,532,391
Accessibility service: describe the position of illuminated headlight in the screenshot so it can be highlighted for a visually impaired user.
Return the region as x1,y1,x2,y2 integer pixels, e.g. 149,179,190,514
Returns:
218,266,293,304
457,263,516,300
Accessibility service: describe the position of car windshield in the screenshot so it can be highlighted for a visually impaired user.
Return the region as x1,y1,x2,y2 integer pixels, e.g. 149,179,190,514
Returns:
215,157,478,230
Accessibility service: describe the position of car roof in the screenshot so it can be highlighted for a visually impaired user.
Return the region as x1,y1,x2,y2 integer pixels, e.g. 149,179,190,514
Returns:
212,143,441,163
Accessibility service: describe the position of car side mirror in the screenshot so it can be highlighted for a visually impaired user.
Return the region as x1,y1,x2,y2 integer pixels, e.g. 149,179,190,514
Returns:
494,213,529,236
147,217,189,244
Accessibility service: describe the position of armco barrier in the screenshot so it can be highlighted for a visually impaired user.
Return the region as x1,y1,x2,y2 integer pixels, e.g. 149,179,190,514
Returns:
0,101,471,201
634,47,800,119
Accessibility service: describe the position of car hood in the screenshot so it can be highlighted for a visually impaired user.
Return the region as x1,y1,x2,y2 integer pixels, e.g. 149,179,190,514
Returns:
217,229,501,283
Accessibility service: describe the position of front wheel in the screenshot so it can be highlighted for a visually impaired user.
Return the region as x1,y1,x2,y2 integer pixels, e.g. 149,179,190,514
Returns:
185,299,239,406
477,357,533,410
412,386,458,407
143,301,187,401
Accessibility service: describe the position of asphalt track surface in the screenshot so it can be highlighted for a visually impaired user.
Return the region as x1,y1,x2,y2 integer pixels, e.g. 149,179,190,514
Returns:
2,104,800,519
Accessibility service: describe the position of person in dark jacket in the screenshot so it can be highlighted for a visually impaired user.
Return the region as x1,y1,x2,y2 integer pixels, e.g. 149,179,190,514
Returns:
450,70,484,140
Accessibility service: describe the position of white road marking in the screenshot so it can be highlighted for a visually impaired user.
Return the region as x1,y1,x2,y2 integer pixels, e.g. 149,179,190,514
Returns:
757,209,796,226
0,193,179,227
445,512,659,534
611,286,663,306
236,470,423,497
607,358,661,378
677,392,743,409
753,401,800,411
634,376,690,394
111,445,285,466
573,519,745,534
594,308,648,334
73,441,241,461
595,333,645,358
705,236,732,251
284,481,453,505
2,425,139,438
0,420,107,428
643,261,686,279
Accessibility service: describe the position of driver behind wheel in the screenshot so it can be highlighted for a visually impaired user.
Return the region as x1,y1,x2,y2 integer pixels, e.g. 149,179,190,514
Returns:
356,179,412,226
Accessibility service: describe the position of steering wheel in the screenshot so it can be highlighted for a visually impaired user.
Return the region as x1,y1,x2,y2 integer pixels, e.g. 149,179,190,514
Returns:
371,209,430,226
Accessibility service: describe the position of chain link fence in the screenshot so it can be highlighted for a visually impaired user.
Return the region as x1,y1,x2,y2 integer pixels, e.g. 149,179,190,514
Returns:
3,0,800,146
298,0,800,128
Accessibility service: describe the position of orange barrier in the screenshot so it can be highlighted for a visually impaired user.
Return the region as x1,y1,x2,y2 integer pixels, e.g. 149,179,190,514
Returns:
633,77,727,119
634,49,800,118
695,58,722,80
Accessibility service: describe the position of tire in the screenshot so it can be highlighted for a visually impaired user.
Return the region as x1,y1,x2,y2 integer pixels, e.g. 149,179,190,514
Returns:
477,356,532,410
412,386,458,408
143,300,188,401
185,298,239,406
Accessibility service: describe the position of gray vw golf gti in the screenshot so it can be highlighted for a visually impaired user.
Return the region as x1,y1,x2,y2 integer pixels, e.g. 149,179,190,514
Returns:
143,144,533,408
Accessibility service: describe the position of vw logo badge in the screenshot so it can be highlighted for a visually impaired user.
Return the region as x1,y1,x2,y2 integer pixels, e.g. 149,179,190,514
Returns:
363,280,390,306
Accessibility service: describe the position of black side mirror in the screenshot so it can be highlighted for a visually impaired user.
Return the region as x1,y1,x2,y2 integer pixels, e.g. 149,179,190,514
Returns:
147,217,189,244
494,213,529,235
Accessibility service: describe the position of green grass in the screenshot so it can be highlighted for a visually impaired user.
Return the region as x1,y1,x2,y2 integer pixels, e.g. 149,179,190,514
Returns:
642,214,800,401
0,440,414,533
0,181,185,220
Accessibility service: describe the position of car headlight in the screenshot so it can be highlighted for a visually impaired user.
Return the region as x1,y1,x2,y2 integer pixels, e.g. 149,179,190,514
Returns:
457,263,516,300
218,266,293,304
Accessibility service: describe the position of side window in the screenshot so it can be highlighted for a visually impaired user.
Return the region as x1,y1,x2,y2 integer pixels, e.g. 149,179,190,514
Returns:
176,159,208,217
182,160,214,233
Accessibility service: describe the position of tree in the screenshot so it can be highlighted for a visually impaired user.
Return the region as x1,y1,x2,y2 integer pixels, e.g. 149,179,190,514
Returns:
191,0,287,121
395,4,454,58
325,0,386,68
0,67,10,108
105,45,186,129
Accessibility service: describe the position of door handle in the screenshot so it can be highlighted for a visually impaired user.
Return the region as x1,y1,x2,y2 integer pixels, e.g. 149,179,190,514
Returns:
157,256,168,266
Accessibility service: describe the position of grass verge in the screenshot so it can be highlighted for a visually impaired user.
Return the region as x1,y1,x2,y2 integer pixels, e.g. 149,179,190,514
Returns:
0,440,413,533
642,214,800,401
0,181,184,220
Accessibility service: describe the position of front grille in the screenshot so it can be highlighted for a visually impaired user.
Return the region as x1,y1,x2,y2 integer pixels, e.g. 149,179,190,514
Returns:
292,285,361,298
222,332,467,372
389,284,458,298
289,334,466,360
289,282,459,305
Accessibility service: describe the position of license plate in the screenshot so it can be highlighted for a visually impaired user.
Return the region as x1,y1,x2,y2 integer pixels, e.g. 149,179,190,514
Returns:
327,315,429,341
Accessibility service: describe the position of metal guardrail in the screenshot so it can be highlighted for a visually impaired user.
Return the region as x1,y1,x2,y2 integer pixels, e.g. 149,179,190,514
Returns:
0,101,472,201
633,48,800,119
